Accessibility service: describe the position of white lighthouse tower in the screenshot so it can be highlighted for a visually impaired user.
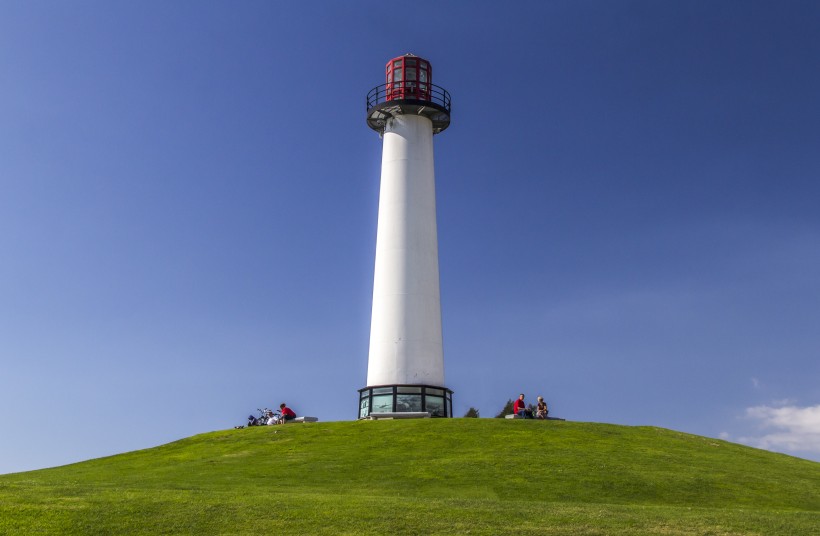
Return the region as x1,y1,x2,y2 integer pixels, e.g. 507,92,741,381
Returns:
358,54,453,419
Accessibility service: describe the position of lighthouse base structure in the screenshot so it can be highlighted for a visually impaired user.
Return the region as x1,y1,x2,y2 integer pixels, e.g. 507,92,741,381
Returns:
360,113,453,419
358,384,453,419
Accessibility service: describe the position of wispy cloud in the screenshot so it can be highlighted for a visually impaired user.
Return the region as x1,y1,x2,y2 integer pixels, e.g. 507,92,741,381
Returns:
740,404,820,454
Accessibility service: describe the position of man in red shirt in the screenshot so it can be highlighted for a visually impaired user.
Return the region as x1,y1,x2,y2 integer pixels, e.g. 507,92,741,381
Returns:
279,403,297,424
513,394,531,418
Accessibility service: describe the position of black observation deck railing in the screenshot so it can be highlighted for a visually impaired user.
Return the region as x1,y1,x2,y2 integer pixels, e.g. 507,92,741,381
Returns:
366,82,451,134
366,82,451,112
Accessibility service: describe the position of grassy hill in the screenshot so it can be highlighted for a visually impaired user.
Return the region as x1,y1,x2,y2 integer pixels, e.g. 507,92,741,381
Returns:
1,419,818,535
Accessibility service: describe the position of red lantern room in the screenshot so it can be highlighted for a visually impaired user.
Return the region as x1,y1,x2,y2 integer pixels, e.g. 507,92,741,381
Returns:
386,54,432,101
366,53,451,135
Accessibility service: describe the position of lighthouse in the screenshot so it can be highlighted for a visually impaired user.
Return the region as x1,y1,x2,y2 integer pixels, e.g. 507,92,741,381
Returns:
358,54,453,419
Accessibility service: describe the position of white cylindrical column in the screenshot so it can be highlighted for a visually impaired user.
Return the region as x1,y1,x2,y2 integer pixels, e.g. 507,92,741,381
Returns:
367,113,445,387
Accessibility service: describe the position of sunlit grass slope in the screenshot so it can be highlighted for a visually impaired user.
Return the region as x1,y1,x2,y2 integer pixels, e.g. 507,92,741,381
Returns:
1,419,818,535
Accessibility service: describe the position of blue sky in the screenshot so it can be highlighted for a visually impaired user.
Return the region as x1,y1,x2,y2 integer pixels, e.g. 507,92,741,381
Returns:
2,1,819,474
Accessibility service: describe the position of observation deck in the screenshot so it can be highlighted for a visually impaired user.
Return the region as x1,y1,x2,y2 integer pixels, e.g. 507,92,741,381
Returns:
366,81,451,134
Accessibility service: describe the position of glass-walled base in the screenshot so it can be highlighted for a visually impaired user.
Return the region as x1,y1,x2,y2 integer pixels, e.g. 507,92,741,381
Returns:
358,384,453,419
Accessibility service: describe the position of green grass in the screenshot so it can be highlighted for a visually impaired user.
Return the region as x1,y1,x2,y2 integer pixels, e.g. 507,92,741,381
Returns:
1,419,818,534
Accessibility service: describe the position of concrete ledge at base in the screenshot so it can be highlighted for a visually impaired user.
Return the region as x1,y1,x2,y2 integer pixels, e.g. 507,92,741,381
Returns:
505,414,566,421
368,412,431,420
289,416,319,423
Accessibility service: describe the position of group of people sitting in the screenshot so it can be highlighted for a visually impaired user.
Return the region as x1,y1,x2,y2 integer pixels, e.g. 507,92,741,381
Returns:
245,403,297,427
512,393,549,419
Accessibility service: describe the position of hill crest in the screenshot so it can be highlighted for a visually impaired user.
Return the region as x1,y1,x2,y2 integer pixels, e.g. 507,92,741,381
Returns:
1,419,818,535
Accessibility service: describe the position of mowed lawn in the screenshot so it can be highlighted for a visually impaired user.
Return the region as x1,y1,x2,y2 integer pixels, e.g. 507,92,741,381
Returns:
1,419,818,535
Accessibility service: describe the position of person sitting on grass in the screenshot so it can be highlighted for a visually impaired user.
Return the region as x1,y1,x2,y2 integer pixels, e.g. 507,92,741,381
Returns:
535,396,549,419
513,393,532,418
279,403,296,424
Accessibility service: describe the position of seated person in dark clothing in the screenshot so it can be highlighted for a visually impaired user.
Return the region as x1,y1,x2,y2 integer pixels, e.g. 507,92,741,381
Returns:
535,396,549,419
